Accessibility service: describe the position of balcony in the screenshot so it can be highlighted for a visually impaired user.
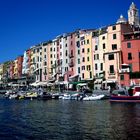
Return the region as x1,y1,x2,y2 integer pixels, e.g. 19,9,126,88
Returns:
48,76,55,81
119,68,130,73
43,72,47,75
69,61,74,67
69,54,74,58
57,70,62,74
108,71,116,75
57,60,62,66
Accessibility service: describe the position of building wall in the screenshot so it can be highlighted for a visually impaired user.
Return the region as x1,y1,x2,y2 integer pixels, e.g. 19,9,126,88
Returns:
17,56,23,78
104,24,122,84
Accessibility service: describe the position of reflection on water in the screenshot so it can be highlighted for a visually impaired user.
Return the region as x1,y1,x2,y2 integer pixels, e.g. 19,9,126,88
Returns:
0,98,140,140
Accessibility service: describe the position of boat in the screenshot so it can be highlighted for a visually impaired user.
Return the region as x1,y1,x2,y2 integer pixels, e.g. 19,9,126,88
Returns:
82,94,105,101
110,87,140,102
25,92,38,99
38,92,52,100
9,94,18,99
52,93,59,99
61,94,71,100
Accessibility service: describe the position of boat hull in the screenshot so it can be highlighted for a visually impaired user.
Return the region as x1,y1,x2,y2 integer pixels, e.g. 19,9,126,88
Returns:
110,96,140,102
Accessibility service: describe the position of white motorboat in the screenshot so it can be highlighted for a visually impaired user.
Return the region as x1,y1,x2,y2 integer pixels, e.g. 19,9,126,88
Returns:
82,94,105,101
61,94,71,100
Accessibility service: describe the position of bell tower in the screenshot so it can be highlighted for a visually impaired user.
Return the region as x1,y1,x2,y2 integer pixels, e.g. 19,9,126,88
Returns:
128,2,140,27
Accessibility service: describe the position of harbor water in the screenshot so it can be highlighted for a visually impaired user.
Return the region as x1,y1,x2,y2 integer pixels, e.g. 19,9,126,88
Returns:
0,97,140,140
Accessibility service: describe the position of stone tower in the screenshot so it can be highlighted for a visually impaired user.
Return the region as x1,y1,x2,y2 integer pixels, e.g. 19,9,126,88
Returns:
128,2,140,27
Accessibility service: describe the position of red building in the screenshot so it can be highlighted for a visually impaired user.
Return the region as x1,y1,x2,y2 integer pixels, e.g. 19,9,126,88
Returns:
17,56,23,78
120,29,140,87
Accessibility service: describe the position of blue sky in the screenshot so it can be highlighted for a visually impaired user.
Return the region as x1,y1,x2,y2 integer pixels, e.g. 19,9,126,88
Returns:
0,0,139,63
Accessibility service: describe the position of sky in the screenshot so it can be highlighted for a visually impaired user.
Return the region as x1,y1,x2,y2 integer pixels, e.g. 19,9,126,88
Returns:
0,0,139,63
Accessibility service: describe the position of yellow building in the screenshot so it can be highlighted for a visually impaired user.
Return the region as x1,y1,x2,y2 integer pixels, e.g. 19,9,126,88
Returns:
80,31,93,81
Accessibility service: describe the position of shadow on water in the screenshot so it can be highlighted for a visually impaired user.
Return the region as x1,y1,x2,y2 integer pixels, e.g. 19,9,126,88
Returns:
0,99,140,140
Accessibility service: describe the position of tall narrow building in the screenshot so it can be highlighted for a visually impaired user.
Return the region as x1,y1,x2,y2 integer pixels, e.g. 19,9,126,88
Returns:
128,2,140,27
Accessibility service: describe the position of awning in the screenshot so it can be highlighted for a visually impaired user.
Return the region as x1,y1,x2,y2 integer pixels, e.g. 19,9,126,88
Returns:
121,63,129,66
55,81,69,85
94,79,102,84
47,83,54,86
69,74,79,79
102,80,116,84
77,83,87,86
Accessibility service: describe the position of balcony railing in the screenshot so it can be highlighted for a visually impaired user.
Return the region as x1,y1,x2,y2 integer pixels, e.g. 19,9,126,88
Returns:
69,61,74,67
108,71,116,75
119,68,130,73
69,54,74,58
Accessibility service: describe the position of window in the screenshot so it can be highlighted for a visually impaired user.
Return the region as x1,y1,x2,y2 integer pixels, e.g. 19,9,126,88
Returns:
108,54,114,60
94,55,96,60
78,59,80,64
87,57,90,61
76,41,80,47
103,43,106,49
37,48,39,52
139,52,140,58
54,48,55,51
65,50,68,56
82,73,84,79
120,75,124,81
71,41,73,45
87,39,89,44
95,64,98,70
112,26,116,30
100,63,103,71
44,62,47,66
87,65,91,71
90,72,92,78
113,34,117,39
97,54,99,60
127,42,131,48
112,44,117,50
95,45,98,50
65,44,67,47
33,57,35,63
78,50,80,54
78,67,80,73
110,65,114,74
50,54,52,58
129,64,132,71
128,53,132,60
87,48,90,53
44,55,46,58
66,59,68,63
50,48,52,51
44,48,46,52
82,66,85,70
65,37,67,40
102,36,105,40
82,48,85,53
82,57,85,62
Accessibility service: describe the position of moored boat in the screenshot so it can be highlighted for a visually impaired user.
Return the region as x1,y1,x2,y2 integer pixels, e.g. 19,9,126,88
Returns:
82,94,105,101
110,87,140,102
110,95,140,102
